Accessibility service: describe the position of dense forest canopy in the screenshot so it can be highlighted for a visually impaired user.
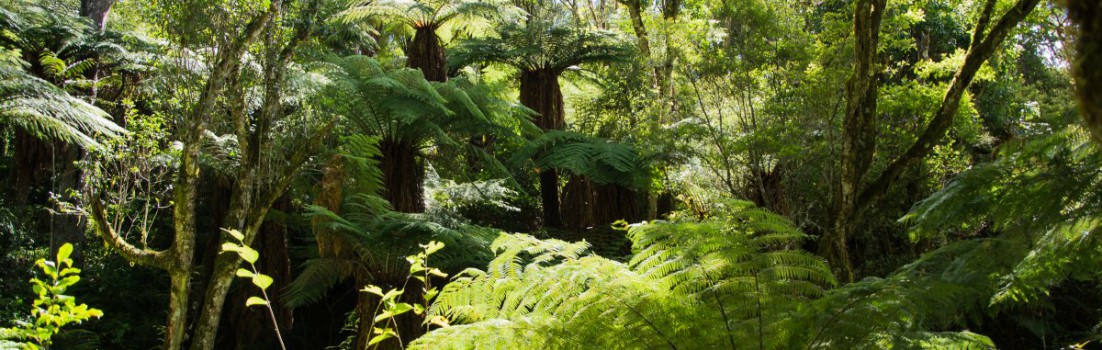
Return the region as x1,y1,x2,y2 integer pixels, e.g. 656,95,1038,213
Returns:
1,0,1102,349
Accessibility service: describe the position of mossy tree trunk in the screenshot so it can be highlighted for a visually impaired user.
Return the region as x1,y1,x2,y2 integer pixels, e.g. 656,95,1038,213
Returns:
519,69,565,228
1067,0,1102,145
826,0,1039,281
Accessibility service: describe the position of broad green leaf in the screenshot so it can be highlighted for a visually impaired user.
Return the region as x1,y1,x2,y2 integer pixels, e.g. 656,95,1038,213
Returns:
421,241,445,255
427,315,450,328
245,296,268,307
236,268,254,278
56,243,73,263
252,274,274,290
373,310,394,323
224,228,245,241
390,302,413,317
221,242,241,253
382,289,403,301
362,285,384,297
239,247,259,264
367,329,396,346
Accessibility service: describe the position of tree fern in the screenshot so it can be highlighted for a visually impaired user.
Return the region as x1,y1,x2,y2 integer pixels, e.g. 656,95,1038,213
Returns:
0,64,124,148
509,130,647,188
285,192,499,307
413,201,848,349
903,126,1102,307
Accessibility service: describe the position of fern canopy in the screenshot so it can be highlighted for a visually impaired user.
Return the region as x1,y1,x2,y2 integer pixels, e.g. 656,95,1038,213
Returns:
448,19,632,73
0,64,124,148
509,130,648,188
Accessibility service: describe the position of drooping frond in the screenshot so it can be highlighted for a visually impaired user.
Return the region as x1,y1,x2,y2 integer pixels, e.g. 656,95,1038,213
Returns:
288,191,500,306
449,19,632,72
510,130,647,188
413,202,846,350
0,64,125,148
341,0,522,29
903,126,1102,308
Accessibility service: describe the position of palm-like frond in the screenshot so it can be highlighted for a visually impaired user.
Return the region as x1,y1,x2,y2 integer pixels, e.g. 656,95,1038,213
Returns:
285,189,499,307
0,65,124,148
341,0,522,29
903,126,1102,310
510,130,647,188
449,20,632,72
414,202,848,350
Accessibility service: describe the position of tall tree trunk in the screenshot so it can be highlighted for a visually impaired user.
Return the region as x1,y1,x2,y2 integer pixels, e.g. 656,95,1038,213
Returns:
826,0,1038,281
1066,0,1102,145
824,0,886,282
50,143,85,264
9,123,51,205
80,0,117,32
380,139,426,213
407,26,447,82
519,69,566,228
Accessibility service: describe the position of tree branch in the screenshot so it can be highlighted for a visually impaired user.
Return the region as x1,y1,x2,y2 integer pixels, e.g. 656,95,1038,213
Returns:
855,0,1040,213
88,194,169,269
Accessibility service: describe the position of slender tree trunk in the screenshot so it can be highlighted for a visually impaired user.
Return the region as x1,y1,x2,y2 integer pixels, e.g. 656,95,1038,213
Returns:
380,139,426,213
50,144,85,263
80,0,117,32
165,268,192,350
826,0,1038,281
519,69,566,228
824,0,886,282
407,26,447,82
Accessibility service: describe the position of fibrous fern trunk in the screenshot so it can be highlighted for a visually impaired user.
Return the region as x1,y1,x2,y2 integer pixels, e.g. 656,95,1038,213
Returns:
407,26,447,82
380,138,426,213
520,69,565,228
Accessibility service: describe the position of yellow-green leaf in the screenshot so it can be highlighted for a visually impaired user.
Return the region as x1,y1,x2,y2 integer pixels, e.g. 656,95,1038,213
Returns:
56,243,73,263
252,274,273,290
224,228,245,241
239,247,259,264
362,285,384,297
367,329,396,346
245,296,268,307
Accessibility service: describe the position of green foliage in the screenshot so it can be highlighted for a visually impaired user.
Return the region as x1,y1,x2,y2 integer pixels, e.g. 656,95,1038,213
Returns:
904,126,1102,309
285,193,498,308
223,229,287,350
449,19,632,72
0,64,124,148
0,244,103,350
340,0,522,31
413,202,842,349
509,130,647,188
360,241,448,349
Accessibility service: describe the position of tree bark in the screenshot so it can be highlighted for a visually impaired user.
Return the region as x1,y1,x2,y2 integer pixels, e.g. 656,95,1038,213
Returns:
855,0,1039,213
407,26,447,82
380,138,426,213
824,0,886,282
1066,0,1102,145
826,0,1039,281
80,0,117,32
49,143,85,264
519,69,566,228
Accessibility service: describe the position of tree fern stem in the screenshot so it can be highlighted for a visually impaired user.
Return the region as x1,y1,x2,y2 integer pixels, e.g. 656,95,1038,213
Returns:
613,293,678,350
704,273,737,350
